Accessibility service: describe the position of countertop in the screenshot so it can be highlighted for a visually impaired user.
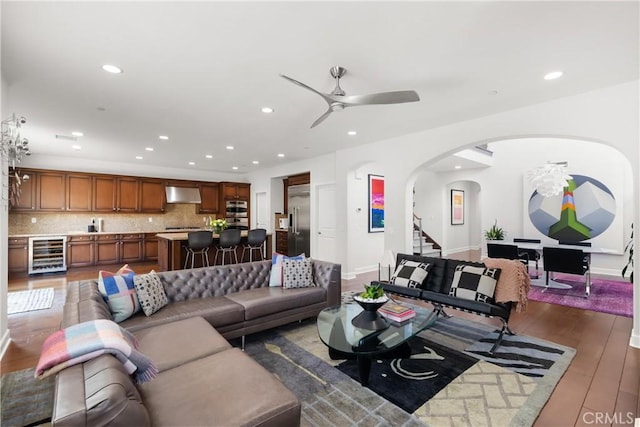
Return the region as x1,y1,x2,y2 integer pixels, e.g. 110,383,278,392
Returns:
157,230,271,241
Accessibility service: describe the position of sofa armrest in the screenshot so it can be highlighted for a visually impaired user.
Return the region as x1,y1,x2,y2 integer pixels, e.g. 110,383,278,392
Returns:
312,259,342,307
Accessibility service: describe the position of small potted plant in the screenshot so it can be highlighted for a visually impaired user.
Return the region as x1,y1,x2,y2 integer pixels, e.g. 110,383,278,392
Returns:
352,284,389,330
210,218,228,235
484,220,505,240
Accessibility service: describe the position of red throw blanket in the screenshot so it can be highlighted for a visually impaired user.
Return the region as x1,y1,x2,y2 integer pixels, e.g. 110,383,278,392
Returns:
484,258,531,312
35,319,157,384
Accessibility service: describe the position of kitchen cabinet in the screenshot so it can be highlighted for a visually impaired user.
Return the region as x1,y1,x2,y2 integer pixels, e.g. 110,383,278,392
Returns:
197,183,220,214
66,173,93,212
143,233,158,261
275,230,288,255
139,179,166,213
120,233,143,263
220,182,250,201
95,234,120,265
67,235,95,268
93,176,140,212
9,171,37,211
37,171,66,211
8,237,29,274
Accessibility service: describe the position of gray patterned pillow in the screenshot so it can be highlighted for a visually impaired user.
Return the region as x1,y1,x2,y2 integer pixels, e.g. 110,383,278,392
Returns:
133,271,168,316
282,258,314,289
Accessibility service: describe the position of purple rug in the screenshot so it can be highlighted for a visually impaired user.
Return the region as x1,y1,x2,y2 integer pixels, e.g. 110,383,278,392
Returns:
528,274,633,317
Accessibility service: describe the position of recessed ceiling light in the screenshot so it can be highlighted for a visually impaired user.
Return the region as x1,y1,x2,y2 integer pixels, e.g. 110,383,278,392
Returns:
71,131,84,137
159,135,169,140
544,71,563,80
347,130,357,136
102,64,123,74
135,156,143,160
232,166,239,170
188,161,195,166
226,145,234,150
72,145,82,150
454,165,462,169
277,153,285,158
145,147,154,152
261,107,274,113
488,90,498,96
252,160,259,165
205,154,213,159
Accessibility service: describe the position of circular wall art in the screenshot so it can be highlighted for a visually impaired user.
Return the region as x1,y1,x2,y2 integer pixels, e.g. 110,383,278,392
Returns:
527,174,616,241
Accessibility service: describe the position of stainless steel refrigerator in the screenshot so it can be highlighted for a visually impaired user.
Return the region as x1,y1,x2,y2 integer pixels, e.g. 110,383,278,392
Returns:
288,184,311,256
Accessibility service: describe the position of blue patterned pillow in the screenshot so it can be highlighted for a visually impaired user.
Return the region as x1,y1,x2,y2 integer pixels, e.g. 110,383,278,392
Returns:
97,265,140,322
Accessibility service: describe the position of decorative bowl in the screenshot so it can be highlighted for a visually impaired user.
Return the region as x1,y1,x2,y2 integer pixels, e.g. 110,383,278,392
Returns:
351,295,389,330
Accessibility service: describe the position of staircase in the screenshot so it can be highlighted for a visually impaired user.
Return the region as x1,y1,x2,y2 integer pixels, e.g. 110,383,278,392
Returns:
413,214,442,257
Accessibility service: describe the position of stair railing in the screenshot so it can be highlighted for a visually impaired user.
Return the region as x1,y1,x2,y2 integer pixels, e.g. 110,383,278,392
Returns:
413,213,423,255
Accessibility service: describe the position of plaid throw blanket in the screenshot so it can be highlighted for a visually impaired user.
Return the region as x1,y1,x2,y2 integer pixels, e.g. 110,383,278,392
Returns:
35,319,157,384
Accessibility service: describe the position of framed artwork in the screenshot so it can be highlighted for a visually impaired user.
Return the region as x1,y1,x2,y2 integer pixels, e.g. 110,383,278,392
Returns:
451,189,464,225
368,174,384,232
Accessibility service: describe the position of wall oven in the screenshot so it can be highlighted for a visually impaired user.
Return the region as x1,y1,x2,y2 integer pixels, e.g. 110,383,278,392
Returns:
225,200,249,230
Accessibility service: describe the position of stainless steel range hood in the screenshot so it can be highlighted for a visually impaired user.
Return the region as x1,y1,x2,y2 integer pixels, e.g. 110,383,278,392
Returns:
165,186,202,204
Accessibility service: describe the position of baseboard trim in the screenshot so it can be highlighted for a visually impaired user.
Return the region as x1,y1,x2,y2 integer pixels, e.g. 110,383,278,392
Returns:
630,328,640,349
0,329,11,361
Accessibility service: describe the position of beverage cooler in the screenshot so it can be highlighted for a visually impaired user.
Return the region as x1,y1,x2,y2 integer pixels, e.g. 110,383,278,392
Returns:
29,236,67,275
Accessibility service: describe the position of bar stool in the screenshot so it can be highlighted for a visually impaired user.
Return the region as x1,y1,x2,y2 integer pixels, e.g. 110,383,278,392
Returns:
242,228,267,262
184,231,213,269
215,229,241,265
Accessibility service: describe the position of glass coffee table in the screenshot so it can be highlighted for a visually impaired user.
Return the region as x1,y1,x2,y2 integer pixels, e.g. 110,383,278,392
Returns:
317,300,437,386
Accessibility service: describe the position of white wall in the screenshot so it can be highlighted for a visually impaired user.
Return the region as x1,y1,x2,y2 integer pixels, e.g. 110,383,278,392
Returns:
0,0,11,359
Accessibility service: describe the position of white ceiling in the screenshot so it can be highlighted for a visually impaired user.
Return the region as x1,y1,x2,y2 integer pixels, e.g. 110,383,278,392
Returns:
2,1,638,177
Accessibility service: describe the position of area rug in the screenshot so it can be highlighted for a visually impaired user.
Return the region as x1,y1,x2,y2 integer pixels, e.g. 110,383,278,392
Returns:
244,314,575,427
7,288,55,315
1,367,54,427
528,274,632,317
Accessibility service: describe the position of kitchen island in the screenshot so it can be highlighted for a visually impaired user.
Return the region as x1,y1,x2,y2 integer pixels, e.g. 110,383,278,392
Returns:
156,230,272,271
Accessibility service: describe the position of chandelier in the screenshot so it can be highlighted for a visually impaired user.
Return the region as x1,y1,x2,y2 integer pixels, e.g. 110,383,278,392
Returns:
526,162,572,197
1,114,31,169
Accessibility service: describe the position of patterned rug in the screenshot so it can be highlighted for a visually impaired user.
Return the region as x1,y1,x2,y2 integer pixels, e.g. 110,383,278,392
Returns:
1,367,55,427
244,314,575,427
528,274,632,317
7,288,55,315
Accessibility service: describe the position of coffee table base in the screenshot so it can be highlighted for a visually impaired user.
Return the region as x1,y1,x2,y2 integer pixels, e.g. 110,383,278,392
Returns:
328,342,412,386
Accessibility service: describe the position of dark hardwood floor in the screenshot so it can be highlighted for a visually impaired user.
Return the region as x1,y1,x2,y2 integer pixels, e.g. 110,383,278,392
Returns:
3,253,639,427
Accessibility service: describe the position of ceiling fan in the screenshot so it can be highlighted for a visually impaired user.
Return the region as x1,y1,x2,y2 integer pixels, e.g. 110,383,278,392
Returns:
280,66,420,128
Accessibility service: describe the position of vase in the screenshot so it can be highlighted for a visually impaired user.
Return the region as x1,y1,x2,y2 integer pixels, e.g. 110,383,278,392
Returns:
351,295,389,331
213,227,224,234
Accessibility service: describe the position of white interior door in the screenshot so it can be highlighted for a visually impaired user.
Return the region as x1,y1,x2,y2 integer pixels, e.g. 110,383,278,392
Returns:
315,183,337,262
255,192,268,230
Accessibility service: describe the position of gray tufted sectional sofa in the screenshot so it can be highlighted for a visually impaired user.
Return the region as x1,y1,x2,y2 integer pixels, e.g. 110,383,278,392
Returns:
53,258,341,426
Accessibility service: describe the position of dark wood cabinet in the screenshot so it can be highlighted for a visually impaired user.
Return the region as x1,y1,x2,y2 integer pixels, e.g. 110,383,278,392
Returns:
275,230,288,255
67,235,95,267
139,179,166,213
66,174,93,211
220,182,250,201
117,178,140,212
8,237,29,274
93,176,139,212
37,172,66,211
9,171,37,211
197,183,220,214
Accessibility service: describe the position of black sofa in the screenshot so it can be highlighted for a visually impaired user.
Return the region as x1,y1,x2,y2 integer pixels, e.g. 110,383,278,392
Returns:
374,253,514,352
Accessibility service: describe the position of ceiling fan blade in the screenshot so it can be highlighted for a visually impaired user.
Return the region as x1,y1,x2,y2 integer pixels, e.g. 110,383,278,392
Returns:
280,74,334,104
340,90,420,106
310,109,332,128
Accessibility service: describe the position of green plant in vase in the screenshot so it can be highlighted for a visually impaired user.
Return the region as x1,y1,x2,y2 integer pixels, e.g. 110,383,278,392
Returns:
357,283,387,302
210,218,228,234
484,220,505,240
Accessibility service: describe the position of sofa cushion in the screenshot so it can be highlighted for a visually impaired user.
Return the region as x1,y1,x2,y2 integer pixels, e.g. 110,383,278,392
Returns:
138,348,300,427
390,259,430,288
269,252,305,287
98,265,140,322
226,287,326,320
448,264,501,304
441,259,487,294
133,317,231,372
119,296,245,332
282,257,314,289
396,254,447,293
133,271,169,316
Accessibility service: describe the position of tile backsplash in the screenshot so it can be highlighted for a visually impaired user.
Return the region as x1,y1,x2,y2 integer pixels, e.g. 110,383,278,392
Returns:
9,204,220,235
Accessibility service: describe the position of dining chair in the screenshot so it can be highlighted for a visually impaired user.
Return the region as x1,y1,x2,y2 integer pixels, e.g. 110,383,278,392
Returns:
542,246,591,297
513,238,541,278
241,228,267,262
486,243,529,267
184,231,214,269
215,229,241,265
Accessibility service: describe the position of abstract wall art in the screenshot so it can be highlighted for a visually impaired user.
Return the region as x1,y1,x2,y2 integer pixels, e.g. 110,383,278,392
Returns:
451,189,465,225
368,174,384,232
